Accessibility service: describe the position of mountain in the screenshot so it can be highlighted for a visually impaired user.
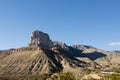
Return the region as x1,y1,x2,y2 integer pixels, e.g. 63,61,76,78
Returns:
28,30,53,48
70,45,120,71
0,30,120,79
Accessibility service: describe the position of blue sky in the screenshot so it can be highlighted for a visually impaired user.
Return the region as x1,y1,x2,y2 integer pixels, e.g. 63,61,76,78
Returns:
0,0,120,51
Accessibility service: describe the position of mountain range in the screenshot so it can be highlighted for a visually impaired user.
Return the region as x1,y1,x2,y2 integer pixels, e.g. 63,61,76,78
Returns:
0,30,120,80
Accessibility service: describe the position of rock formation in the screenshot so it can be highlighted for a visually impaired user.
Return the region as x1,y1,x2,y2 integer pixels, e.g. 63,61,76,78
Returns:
52,41,69,51
28,30,53,48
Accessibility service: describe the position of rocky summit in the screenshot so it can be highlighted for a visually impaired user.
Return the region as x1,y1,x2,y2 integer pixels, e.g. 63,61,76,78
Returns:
28,30,53,48
0,30,120,80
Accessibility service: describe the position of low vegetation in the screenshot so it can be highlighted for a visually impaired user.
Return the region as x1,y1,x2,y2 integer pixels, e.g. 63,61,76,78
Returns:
51,72,76,80
0,72,76,80
0,71,120,80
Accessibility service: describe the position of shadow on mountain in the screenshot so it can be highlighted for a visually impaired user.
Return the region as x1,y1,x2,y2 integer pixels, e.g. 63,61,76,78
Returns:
69,47,107,60
81,52,107,60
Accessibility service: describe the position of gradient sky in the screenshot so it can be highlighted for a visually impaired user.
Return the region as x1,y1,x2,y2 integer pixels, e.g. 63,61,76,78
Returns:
0,0,120,51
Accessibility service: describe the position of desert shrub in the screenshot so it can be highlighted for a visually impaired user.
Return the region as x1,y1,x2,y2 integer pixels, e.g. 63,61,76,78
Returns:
50,72,76,80
60,72,76,80
51,75,59,80
39,73,50,80
89,78,98,80
109,74,120,80
114,68,120,73
100,74,120,80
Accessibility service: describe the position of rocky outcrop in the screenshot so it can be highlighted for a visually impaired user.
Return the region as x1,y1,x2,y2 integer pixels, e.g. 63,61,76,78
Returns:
28,30,53,48
72,45,97,52
53,41,69,51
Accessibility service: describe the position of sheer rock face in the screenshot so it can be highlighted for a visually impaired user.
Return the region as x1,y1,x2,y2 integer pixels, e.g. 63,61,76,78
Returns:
28,30,53,48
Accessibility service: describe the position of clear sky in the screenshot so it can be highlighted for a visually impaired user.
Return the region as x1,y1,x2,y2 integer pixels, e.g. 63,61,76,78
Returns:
0,0,120,51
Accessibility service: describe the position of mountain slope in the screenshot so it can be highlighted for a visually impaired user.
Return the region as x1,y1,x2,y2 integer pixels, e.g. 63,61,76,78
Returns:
71,45,120,71
0,30,120,79
0,47,87,77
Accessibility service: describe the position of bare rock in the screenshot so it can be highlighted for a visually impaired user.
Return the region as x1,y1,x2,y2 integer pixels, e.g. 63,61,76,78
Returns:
53,41,69,51
28,30,53,48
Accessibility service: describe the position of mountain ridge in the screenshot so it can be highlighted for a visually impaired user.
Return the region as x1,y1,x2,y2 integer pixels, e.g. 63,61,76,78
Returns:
0,30,120,79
